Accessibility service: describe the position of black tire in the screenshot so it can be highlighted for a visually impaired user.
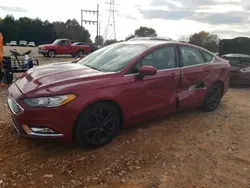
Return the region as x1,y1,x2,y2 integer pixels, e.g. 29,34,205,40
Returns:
2,72,13,85
77,50,85,58
48,50,56,58
202,83,223,112
71,54,76,57
74,102,120,148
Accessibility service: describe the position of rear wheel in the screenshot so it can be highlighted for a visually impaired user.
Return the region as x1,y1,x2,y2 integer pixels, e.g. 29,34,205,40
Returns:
202,83,223,112
74,102,120,148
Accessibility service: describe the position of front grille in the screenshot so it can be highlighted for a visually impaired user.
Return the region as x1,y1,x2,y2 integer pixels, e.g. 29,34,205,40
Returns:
7,96,24,116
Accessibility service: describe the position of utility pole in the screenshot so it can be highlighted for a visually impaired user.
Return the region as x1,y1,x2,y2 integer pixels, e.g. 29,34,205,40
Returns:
104,0,119,41
80,4,99,43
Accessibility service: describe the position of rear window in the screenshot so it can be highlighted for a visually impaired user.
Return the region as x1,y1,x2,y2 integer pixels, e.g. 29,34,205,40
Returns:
201,50,214,62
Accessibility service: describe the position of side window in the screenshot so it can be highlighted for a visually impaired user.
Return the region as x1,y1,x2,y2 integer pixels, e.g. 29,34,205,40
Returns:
61,40,69,46
180,46,205,67
128,46,176,74
200,50,214,62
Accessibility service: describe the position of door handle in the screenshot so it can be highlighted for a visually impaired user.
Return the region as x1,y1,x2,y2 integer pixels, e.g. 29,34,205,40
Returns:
204,68,210,72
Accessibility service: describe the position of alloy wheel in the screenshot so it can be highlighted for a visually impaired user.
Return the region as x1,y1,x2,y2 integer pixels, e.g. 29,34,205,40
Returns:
84,109,116,145
206,87,221,110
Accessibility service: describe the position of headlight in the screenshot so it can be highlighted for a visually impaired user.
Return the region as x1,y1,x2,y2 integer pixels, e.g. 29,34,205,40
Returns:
23,94,76,108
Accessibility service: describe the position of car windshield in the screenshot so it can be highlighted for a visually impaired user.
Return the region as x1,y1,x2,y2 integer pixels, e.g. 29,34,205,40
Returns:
77,42,149,72
52,39,61,45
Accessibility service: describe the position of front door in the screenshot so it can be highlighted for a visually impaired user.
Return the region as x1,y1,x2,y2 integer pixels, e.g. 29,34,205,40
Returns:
60,40,70,54
124,45,181,124
177,45,211,109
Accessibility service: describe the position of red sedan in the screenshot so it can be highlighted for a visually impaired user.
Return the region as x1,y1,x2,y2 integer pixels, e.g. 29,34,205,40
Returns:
7,39,230,148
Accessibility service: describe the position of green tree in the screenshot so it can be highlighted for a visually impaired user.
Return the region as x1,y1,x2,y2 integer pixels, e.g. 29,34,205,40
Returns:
95,35,104,45
189,31,219,52
0,15,91,45
134,26,157,37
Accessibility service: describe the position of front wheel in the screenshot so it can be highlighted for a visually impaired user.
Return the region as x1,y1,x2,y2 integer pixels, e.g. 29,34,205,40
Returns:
202,83,223,112
74,102,120,148
48,50,56,58
77,50,85,58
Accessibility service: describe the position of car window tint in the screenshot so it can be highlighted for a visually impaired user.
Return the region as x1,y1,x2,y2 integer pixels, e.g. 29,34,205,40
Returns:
142,46,176,70
180,46,205,66
201,50,214,62
61,40,69,46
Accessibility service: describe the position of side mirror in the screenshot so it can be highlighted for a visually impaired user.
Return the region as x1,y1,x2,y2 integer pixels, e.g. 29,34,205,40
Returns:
136,65,157,79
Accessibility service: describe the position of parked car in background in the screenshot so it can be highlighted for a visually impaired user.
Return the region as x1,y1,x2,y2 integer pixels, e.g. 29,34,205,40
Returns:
28,42,36,47
8,39,230,148
38,39,91,58
72,42,98,53
221,53,250,85
10,41,17,46
19,40,27,46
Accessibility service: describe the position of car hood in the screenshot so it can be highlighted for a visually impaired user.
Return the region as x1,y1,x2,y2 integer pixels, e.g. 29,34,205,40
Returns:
39,44,56,48
15,62,107,96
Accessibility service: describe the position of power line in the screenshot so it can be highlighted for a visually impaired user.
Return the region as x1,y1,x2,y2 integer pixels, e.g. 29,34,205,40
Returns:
104,0,119,41
80,4,99,43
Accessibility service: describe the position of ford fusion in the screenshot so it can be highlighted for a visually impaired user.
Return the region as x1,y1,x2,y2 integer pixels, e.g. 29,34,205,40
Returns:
7,39,230,148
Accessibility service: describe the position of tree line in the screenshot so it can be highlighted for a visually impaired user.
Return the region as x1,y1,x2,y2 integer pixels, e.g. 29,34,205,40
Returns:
0,15,220,52
0,15,91,45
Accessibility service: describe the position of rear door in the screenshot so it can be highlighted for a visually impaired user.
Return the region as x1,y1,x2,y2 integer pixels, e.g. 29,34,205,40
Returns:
178,44,211,109
123,44,181,123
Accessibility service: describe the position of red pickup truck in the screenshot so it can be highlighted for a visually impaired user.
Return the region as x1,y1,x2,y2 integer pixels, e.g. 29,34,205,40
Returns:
38,39,91,58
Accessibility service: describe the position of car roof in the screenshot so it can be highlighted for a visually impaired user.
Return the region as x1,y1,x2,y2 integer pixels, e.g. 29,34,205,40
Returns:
121,40,206,49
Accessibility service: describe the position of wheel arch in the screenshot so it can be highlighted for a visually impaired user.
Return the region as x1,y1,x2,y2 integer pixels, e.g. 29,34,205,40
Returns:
77,48,85,53
72,99,124,140
49,49,56,53
211,80,224,93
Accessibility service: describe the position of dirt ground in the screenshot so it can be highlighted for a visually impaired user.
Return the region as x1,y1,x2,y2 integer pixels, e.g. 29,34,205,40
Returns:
1,46,250,188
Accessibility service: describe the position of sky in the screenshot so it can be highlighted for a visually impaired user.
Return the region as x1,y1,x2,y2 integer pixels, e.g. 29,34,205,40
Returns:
1,0,250,41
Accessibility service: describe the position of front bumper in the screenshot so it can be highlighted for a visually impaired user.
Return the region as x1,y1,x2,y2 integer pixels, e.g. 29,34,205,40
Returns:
7,83,77,140
38,49,48,54
7,96,64,138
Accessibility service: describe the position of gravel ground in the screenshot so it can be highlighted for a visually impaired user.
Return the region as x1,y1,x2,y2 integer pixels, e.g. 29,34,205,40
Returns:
1,46,250,188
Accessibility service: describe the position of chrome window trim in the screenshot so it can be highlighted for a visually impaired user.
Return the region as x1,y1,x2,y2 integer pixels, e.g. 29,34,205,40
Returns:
124,67,180,77
181,61,213,69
